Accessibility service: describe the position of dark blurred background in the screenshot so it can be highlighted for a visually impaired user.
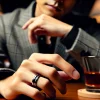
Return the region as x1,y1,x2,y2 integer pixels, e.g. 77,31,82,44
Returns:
0,0,95,14
73,0,95,16
0,0,33,13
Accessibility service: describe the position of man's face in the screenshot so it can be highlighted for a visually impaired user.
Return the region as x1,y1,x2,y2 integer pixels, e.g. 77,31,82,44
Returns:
35,0,76,18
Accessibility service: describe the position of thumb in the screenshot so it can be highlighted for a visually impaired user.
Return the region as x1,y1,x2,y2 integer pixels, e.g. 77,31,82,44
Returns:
46,36,51,44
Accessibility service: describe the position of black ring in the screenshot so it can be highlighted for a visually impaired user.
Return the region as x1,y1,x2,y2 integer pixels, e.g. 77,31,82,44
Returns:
32,75,40,87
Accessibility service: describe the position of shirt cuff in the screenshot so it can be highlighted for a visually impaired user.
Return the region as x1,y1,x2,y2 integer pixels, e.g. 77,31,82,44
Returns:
61,26,78,49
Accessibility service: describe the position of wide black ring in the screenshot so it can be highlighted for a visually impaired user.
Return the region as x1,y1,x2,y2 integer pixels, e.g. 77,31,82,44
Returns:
32,75,40,87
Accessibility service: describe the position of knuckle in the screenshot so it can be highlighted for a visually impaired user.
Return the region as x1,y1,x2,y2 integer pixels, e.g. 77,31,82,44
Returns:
66,65,74,73
30,18,34,21
42,78,50,88
39,14,47,23
29,53,38,58
28,25,33,31
40,14,46,19
16,70,25,79
21,59,30,67
53,54,61,61
48,67,57,77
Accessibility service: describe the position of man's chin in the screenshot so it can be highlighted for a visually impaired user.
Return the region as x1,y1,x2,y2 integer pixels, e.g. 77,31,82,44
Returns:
43,12,61,18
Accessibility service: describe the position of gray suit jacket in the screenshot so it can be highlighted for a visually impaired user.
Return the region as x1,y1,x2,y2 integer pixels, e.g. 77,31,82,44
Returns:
0,1,100,75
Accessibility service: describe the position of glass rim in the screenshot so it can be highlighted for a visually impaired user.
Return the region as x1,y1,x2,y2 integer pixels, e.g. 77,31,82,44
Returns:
82,56,100,58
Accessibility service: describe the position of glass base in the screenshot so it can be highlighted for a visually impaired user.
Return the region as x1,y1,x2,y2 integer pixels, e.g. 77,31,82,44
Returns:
86,86,100,93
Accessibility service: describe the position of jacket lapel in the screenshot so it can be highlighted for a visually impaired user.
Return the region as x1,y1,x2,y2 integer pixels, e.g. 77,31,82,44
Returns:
17,1,39,58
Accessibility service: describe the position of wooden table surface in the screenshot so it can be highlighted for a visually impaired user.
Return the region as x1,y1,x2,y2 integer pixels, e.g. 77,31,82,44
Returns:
56,82,100,100
0,82,100,100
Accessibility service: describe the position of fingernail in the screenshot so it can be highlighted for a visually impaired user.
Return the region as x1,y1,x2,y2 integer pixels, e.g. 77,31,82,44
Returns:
22,26,25,29
72,70,80,79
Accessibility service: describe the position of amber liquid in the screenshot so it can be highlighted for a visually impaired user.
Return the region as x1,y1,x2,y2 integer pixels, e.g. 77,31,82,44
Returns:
84,72,100,92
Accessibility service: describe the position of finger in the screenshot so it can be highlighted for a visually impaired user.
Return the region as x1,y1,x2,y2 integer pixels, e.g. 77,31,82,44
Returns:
46,36,51,44
21,59,67,94
18,82,46,100
22,18,35,29
27,23,44,43
37,77,56,98
22,70,56,98
22,18,38,43
28,29,37,43
28,28,47,43
58,71,72,81
29,53,80,80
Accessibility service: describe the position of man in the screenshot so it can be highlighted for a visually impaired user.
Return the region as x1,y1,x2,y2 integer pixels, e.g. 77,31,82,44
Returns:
0,0,100,99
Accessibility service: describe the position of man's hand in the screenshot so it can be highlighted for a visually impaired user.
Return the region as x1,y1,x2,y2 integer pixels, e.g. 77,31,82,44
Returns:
22,14,73,43
0,53,80,100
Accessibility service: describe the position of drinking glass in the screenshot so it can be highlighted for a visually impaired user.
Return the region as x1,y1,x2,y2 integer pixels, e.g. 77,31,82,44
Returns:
82,56,100,92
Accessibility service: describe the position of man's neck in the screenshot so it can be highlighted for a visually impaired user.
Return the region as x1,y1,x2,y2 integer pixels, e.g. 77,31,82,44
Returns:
35,3,42,17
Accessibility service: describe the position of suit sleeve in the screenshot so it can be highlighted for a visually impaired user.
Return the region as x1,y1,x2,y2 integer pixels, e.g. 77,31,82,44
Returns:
0,16,15,80
61,26,100,64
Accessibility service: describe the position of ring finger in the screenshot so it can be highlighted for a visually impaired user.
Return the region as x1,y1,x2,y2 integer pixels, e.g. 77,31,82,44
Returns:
23,70,56,98
18,82,46,100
